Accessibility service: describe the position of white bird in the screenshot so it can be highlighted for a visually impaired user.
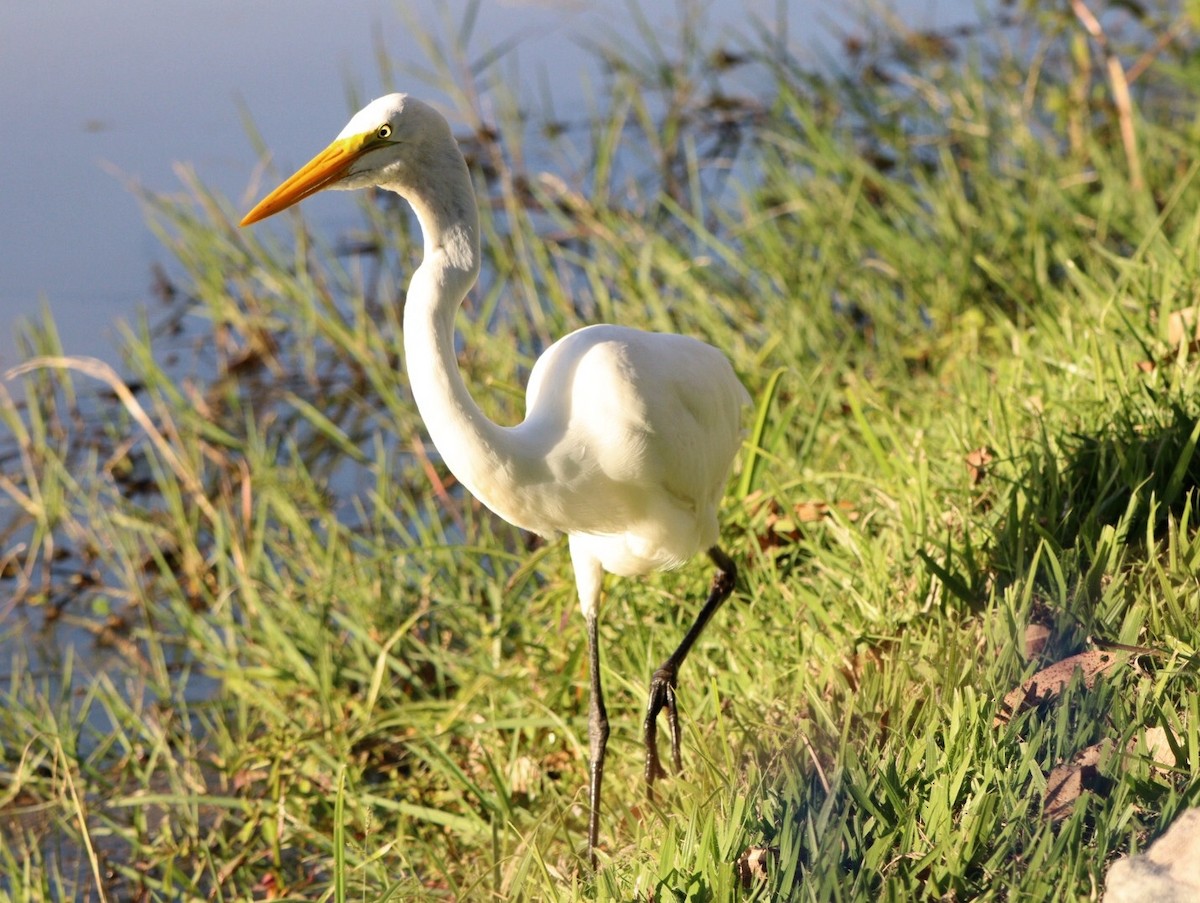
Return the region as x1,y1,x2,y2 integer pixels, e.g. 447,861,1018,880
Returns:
241,93,750,865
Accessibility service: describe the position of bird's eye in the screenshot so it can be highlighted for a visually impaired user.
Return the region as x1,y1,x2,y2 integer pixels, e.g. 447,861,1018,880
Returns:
377,124,392,140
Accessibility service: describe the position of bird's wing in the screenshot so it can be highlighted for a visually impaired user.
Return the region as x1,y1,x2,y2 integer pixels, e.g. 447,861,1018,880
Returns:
523,325,748,550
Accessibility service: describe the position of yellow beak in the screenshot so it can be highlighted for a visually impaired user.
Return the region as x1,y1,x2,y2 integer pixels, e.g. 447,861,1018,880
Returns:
240,134,369,226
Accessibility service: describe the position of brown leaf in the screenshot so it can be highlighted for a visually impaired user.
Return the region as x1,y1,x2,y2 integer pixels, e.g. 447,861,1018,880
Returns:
1138,307,1200,372
508,755,541,800
994,649,1130,726
790,500,859,526
1166,307,1200,348
1023,623,1052,661
1044,763,1085,822
839,642,891,694
965,446,995,485
233,767,270,791
794,501,830,523
1044,740,1115,821
1131,725,1181,771
735,845,778,888
745,493,857,551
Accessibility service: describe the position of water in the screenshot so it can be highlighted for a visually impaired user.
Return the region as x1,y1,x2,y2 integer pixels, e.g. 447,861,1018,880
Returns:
0,0,986,366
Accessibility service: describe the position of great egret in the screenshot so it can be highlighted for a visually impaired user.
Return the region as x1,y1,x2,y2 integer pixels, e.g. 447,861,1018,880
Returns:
241,93,750,864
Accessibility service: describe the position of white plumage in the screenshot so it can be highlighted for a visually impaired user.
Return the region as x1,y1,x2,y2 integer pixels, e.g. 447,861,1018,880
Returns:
242,93,749,865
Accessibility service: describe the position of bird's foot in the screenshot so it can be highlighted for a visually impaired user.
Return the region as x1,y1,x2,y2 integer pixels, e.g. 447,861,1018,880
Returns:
643,662,683,794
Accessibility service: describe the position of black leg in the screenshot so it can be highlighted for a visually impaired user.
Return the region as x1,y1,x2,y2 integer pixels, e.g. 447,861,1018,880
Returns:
585,608,609,868
643,546,737,791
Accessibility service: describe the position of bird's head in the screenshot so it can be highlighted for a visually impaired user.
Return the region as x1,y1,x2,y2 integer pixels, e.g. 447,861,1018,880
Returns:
240,93,453,226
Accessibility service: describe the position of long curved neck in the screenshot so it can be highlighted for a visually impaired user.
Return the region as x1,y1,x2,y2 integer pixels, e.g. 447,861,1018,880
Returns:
396,156,524,519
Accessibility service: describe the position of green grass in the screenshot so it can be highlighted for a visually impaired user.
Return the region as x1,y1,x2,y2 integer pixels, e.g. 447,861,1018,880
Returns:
3,2,1200,899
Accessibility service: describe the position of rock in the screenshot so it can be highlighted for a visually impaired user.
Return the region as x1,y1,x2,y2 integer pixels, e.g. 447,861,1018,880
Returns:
1105,809,1200,903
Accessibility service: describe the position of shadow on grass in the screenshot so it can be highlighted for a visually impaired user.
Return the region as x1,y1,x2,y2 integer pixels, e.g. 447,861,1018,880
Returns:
931,375,1200,638
1005,393,1198,568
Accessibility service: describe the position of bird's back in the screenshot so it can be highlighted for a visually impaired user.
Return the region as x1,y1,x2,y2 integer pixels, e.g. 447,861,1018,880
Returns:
517,324,749,576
